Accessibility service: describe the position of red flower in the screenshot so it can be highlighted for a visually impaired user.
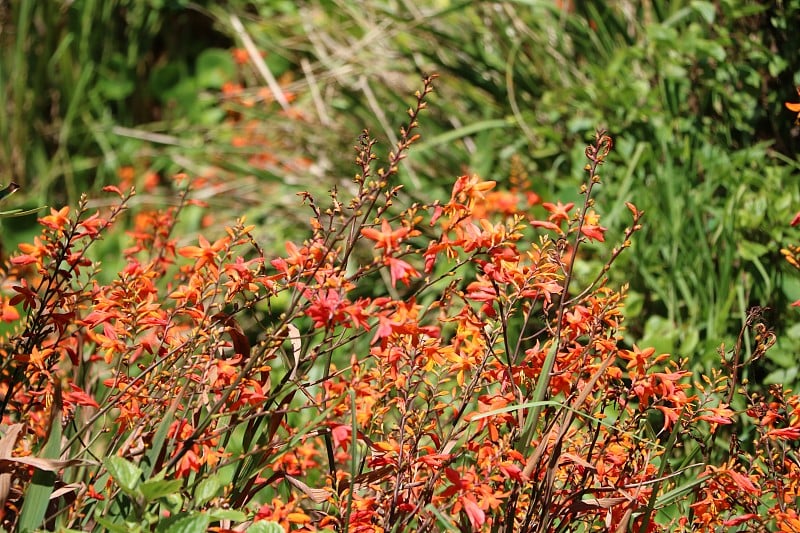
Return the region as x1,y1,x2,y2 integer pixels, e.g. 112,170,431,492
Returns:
384,257,419,287
580,223,607,242
542,201,575,225
767,426,800,440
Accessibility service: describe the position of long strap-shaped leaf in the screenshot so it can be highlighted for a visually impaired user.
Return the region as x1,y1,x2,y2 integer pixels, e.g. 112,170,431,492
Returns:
516,339,558,453
19,382,63,532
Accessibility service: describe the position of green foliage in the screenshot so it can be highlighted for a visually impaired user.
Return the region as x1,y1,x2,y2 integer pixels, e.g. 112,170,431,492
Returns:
5,2,799,370
0,0,244,204
225,0,800,382
18,409,61,533
2,5,800,529
0,183,44,220
89,433,248,530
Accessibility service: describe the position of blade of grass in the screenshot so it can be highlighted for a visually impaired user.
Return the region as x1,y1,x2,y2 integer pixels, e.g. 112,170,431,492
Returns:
228,13,290,112
422,504,460,532
19,384,63,532
516,340,558,453
8,0,34,187
637,406,690,532
413,119,514,154
603,141,646,229
140,389,182,478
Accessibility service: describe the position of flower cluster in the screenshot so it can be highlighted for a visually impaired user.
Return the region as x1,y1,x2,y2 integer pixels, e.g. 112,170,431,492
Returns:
1,79,799,533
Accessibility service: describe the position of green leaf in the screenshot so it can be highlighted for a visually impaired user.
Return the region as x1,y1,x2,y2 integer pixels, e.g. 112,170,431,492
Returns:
265,53,291,78
18,397,62,532
782,275,800,302
194,475,222,506
93,514,132,533
786,322,800,340
142,395,179,478
149,62,185,95
691,1,716,24
247,522,285,533
737,240,768,261
140,478,183,502
195,48,236,89
654,474,711,508
414,118,513,154
422,505,460,532
154,511,212,533
206,509,246,522
105,456,143,494
764,367,798,385
0,206,47,218
164,492,183,512
97,76,136,101
641,315,678,355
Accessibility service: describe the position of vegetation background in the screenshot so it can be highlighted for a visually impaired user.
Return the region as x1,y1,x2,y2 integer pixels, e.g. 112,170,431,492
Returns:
2,0,800,530
3,0,799,385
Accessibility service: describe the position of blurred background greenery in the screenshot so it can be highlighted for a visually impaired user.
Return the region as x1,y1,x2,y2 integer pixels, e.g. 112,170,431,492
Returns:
2,0,800,391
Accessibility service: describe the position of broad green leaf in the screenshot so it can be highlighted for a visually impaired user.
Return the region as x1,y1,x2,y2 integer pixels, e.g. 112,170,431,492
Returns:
764,367,798,385
517,341,558,453
96,76,135,101
164,492,183,512
422,505,460,532
154,511,211,533
737,240,768,261
414,118,513,154
142,395,180,478
105,456,143,494
193,475,222,506
140,478,183,502
93,514,133,533
690,1,716,24
148,62,187,97
247,522,285,533
654,474,711,508
206,509,246,522
195,48,236,89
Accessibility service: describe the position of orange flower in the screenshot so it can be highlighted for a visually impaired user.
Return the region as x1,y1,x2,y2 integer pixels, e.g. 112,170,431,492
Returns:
619,345,657,376
1,297,19,322
39,206,70,231
542,201,575,225
177,234,230,269
231,48,249,64
696,405,735,425
360,219,412,252
786,87,800,122
384,256,419,287
767,426,800,440
450,174,496,207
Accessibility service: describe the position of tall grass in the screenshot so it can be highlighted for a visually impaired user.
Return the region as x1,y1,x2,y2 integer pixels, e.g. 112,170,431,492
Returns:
3,0,799,384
